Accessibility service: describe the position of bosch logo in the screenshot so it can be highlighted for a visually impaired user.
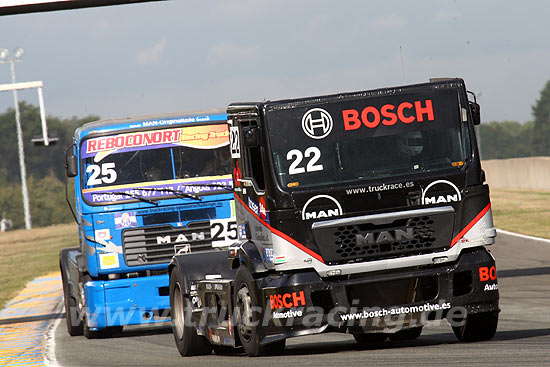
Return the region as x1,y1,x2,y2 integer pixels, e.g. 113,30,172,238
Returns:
342,99,434,130
269,291,306,310
302,108,333,139
479,266,497,281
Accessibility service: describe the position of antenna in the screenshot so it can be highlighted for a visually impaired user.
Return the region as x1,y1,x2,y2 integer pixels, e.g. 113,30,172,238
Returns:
400,46,406,83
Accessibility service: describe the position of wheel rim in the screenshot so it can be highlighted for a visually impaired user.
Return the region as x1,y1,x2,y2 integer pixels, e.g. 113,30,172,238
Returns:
236,285,253,343
78,280,87,325
173,283,185,340
78,282,85,314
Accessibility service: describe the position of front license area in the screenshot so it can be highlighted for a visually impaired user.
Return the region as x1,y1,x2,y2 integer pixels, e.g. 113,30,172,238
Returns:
262,284,455,331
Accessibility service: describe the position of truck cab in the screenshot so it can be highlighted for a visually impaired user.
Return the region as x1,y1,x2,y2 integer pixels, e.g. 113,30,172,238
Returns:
169,79,499,357
60,111,236,338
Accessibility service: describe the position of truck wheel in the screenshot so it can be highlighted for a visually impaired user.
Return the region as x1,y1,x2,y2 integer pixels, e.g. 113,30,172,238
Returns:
234,266,286,357
389,326,423,341
170,267,212,356
452,310,498,342
353,332,388,344
60,265,83,336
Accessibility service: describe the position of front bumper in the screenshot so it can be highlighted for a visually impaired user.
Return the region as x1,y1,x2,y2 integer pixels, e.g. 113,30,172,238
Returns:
257,247,499,342
84,274,170,329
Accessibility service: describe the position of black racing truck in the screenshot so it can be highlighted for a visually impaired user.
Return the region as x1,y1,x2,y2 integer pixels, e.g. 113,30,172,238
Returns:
168,78,499,357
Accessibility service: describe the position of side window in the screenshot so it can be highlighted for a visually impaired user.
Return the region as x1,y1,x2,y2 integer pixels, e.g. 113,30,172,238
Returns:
241,120,266,192
248,144,265,191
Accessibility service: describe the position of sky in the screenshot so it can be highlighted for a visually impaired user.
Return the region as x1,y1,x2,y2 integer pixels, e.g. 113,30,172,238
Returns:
0,0,549,124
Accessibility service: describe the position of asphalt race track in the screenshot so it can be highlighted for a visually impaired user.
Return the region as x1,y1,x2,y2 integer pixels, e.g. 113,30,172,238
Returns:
53,231,550,367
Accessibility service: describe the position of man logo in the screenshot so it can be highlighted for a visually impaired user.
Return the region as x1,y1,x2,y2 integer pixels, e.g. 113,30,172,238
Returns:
156,232,206,244
356,228,414,245
421,180,462,205
302,194,343,220
302,108,333,139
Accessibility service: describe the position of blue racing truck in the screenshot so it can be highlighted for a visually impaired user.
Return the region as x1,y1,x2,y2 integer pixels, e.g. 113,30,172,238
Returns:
60,111,236,338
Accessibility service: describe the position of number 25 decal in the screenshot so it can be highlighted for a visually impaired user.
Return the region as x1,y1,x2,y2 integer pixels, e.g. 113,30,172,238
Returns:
86,163,117,186
210,219,238,247
287,147,323,175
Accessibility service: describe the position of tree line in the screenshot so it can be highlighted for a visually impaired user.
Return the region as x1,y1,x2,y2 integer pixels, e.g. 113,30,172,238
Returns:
0,80,549,229
0,102,97,229
479,79,550,159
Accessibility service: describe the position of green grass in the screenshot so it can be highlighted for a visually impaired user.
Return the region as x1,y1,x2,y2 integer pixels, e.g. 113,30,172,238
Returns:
490,188,550,239
0,223,77,311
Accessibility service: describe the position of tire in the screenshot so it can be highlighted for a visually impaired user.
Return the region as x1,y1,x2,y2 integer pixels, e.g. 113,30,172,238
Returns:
452,310,498,342
353,332,388,344
170,267,212,357
60,264,83,336
389,326,423,341
234,266,286,357
80,274,123,339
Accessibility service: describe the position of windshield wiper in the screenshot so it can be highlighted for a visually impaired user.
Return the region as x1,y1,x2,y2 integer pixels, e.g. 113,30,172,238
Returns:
99,191,159,205
97,184,231,205
139,187,202,201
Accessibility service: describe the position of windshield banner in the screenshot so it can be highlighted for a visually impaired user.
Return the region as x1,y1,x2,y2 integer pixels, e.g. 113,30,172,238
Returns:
268,89,461,144
266,88,466,191
82,124,229,160
82,176,232,204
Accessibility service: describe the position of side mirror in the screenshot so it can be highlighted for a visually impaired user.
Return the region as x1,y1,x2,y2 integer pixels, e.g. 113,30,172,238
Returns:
469,101,481,125
467,91,481,125
65,146,78,177
242,125,260,148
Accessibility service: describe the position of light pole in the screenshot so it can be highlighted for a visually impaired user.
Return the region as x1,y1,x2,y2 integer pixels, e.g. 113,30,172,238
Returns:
0,48,32,230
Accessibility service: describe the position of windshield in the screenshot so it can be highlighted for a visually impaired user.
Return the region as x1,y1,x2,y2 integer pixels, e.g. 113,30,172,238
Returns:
81,123,232,204
267,89,468,190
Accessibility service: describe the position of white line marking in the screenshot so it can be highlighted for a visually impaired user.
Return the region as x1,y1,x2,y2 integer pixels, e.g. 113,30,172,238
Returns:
43,304,63,367
497,228,550,244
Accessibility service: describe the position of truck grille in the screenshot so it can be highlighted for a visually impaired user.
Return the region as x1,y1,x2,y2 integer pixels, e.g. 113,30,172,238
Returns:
311,207,454,265
122,221,212,266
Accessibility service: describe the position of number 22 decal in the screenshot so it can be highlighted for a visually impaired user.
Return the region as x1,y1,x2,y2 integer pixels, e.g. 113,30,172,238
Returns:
287,147,323,175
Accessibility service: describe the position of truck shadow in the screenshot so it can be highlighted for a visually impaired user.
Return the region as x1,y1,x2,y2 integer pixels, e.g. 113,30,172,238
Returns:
0,312,64,325
283,335,454,356
115,325,173,338
498,266,550,278
281,328,550,356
